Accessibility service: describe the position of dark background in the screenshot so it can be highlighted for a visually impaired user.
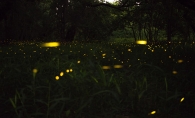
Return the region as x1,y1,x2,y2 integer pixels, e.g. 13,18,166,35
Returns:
1,0,195,44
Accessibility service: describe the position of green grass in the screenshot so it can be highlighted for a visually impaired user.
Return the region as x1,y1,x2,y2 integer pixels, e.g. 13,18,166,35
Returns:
0,41,195,118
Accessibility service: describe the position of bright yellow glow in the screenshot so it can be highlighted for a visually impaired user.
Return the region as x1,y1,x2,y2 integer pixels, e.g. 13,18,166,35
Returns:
180,97,184,102
172,71,177,74
70,69,73,72
178,60,183,63
151,111,156,114
102,66,111,69
33,69,38,74
169,56,171,58
41,42,60,47
148,111,156,115
55,76,59,80
113,65,123,68
60,72,64,76
102,53,106,56
66,69,70,73
77,60,80,63
136,40,147,45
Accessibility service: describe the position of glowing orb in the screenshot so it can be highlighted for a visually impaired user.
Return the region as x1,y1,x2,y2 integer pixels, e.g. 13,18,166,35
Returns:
136,40,147,45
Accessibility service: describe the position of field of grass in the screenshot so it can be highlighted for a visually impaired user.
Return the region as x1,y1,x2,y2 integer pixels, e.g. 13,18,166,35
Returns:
0,41,195,118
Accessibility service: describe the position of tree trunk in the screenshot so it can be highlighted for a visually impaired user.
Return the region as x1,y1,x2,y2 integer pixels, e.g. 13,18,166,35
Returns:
65,25,76,42
59,0,68,42
163,0,173,42
131,27,137,41
166,22,172,42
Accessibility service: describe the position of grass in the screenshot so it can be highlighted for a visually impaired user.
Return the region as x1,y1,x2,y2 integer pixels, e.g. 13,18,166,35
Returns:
0,41,195,118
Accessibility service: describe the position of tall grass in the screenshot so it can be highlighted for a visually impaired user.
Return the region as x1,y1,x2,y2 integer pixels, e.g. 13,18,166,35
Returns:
0,41,195,118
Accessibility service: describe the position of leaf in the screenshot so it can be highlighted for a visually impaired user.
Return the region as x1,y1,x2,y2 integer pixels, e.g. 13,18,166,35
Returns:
50,98,70,103
65,110,71,117
114,80,121,94
76,97,93,113
49,98,70,110
36,86,49,89
9,98,16,109
138,90,146,100
36,99,48,106
14,67,21,72
91,90,111,96
110,90,120,102
97,64,106,86
91,76,98,83
108,74,114,87
166,94,182,101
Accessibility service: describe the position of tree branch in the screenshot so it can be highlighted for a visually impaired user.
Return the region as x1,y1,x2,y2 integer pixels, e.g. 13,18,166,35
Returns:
85,0,136,11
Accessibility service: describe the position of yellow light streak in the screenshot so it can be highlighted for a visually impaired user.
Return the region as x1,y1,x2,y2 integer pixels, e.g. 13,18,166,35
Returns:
41,42,60,47
148,111,156,115
102,66,111,69
60,72,64,76
178,60,183,63
172,71,177,74
180,97,184,102
102,53,106,56
136,40,147,45
113,65,123,68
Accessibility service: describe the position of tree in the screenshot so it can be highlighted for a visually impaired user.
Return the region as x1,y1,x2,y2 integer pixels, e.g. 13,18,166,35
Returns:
54,0,115,42
0,0,55,44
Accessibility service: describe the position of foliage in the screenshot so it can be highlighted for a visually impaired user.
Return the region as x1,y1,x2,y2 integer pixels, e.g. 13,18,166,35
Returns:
1,0,195,43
